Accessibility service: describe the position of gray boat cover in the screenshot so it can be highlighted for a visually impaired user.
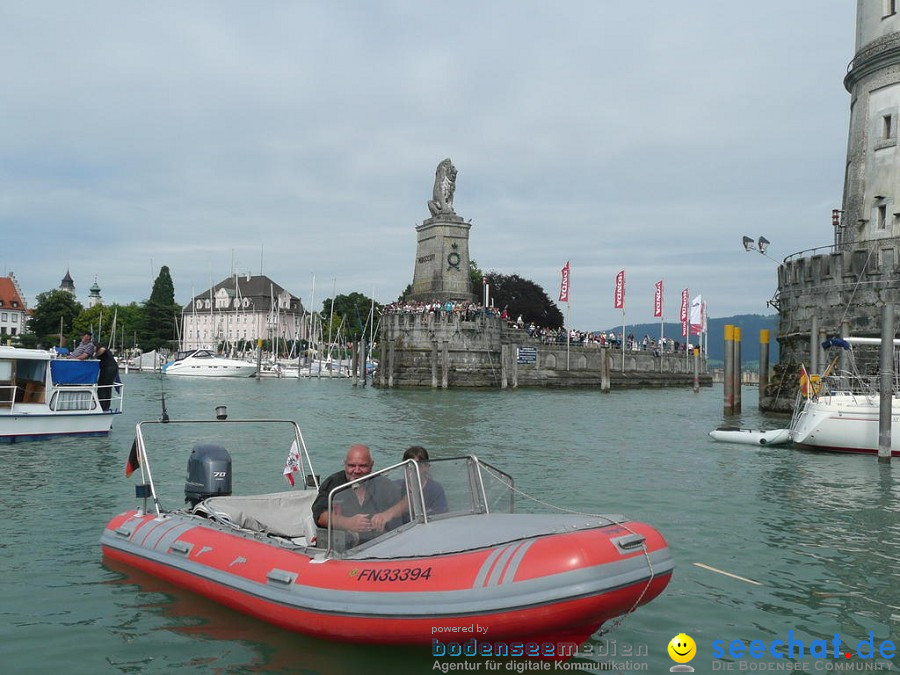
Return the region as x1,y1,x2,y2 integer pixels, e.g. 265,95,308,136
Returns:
352,512,628,559
195,490,318,540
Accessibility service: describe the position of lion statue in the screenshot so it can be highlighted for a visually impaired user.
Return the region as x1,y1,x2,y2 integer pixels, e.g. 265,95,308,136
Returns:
427,158,457,217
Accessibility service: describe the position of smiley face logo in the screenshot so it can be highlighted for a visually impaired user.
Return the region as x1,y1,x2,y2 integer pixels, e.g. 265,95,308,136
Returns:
667,633,696,665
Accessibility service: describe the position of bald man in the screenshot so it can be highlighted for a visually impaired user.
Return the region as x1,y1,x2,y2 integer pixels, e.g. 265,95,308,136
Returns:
311,444,404,541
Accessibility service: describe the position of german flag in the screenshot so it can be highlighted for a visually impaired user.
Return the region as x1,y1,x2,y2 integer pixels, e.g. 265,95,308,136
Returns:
125,438,140,477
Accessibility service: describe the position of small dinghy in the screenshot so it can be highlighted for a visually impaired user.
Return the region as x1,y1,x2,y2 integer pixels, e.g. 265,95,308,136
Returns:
708,427,791,446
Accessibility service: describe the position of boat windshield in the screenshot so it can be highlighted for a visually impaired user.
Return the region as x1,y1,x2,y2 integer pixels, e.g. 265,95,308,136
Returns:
323,456,514,556
171,349,217,361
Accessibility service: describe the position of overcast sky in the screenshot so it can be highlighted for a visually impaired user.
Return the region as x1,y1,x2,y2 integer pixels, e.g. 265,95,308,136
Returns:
1,1,856,330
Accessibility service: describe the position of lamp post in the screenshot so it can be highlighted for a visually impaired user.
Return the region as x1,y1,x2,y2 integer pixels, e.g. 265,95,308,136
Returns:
832,209,845,247
741,235,780,400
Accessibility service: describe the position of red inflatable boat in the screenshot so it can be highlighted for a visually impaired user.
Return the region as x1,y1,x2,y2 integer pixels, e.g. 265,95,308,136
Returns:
101,418,673,649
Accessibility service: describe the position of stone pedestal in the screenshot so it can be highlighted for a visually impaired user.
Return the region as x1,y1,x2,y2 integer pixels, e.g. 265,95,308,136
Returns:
410,215,476,302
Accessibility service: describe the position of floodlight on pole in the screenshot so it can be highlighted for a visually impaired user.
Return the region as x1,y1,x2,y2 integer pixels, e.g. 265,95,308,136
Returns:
741,235,779,263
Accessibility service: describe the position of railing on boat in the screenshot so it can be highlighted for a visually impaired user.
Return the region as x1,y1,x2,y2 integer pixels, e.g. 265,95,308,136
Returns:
322,455,515,558
131,418,318,520
0,381,124,413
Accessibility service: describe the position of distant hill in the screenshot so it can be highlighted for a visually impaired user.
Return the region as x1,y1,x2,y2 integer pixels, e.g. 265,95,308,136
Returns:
601,314,778,364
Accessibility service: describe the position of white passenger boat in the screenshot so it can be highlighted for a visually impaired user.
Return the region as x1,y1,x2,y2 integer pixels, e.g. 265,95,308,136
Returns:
708,427,791,446
789,337,900,457
161,349,257,378
0,346,123,443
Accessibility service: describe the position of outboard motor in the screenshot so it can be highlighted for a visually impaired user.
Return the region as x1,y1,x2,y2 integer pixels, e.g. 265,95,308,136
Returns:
184,443,232,506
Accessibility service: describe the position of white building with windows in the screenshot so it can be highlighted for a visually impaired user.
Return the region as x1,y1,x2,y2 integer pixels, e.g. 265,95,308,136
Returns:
0,274,28,338
181,274,307,352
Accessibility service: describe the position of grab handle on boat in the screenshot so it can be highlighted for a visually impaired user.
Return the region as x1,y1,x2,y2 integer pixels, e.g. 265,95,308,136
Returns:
170,541,194,556
267,569,298,586
612,534,646,554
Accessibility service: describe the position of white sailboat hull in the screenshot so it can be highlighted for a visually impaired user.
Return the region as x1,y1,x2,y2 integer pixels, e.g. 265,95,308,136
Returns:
790,391,900,456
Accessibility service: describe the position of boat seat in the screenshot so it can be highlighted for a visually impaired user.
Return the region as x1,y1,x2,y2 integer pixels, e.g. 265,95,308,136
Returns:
195,490,318,541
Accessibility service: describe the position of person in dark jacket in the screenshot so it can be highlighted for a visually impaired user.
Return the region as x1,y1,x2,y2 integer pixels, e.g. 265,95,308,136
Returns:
311,445,404,543
93,342,118,411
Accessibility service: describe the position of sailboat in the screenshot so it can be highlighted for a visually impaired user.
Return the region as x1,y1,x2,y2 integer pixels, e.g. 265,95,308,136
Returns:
789,337,900,456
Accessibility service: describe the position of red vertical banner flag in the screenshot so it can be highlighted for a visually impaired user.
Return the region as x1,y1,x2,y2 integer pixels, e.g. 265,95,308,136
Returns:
653,280,663,318
559,261,570,303
680,288,689,337
614,270,625,309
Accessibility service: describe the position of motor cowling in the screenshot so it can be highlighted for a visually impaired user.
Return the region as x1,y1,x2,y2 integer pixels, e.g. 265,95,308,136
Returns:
185,443,232,506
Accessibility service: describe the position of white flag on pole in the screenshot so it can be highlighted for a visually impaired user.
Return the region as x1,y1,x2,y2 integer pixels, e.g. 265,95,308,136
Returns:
690,295,703,335
283,440,301,486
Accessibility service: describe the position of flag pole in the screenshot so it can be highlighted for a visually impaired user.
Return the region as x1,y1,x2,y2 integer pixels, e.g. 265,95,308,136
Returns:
621,307,626,373
660,311,664,373
559,262,571,369
654,280,664,373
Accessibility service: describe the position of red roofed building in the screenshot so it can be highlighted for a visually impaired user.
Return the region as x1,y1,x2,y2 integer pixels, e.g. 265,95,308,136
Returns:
0,273,28,338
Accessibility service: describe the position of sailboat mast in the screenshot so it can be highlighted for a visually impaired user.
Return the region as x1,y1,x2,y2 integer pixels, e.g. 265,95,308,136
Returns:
326,278,336,363
208,279,215,351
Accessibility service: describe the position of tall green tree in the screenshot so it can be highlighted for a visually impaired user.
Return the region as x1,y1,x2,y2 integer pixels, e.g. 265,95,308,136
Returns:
320,293,382,342
469,259,485,298
396,284,412,302
485,272,563,329
73,304,114,344
26,290,84,348
111,302,146,351
72,302,144,350
141,266,181,351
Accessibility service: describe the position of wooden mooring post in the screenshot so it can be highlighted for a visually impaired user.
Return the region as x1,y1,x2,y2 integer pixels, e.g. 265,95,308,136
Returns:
878,304,893,463
600,347,610,393
733,326,742,414
723,325,734,415
692,348,700,393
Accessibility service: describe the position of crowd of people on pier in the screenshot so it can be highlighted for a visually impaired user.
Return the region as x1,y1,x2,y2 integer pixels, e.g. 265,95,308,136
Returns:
383,300,696,353
523,327,694,353
383,300,497,320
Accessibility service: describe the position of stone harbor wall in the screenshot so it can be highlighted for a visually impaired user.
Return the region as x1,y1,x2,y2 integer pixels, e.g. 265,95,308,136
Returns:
377,313,711,389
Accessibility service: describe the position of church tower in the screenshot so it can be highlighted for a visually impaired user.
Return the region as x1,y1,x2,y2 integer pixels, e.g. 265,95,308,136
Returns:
88,278,103,308
59,269,75,294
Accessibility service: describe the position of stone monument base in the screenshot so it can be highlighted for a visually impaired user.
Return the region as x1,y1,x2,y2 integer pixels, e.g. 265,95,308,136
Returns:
409,215,476,303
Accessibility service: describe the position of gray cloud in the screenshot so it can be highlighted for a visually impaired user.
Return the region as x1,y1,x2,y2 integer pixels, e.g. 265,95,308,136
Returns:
1,1,855,330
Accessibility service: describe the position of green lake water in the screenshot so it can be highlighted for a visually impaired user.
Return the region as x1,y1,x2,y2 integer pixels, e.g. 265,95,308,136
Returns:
1,374,897,674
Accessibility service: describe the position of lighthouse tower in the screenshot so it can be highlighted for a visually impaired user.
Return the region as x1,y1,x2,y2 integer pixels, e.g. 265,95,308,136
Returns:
840,1,900,247
767,3,900,411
